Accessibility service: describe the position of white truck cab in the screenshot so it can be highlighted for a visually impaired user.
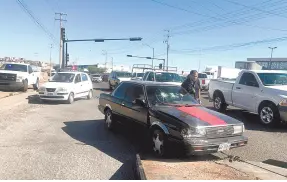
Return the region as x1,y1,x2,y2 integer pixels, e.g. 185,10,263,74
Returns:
0,63,39,92
208,70,287,126
142,71,183,86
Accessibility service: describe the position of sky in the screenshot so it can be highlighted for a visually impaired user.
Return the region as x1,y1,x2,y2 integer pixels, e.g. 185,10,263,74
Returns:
0,0,287,72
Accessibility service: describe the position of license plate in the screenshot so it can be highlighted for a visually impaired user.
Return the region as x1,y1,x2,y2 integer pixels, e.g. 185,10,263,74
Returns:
218,143,231,151
47,92,54,96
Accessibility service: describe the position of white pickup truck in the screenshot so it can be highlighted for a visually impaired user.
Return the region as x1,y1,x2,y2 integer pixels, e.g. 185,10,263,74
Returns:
208,70,287,126
0,63,40,92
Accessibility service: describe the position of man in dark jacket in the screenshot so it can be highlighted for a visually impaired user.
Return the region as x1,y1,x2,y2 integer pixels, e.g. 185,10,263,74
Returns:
181,70,201,103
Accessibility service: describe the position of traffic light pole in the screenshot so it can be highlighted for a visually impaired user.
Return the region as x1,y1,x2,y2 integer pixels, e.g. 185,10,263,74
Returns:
65,42,68,67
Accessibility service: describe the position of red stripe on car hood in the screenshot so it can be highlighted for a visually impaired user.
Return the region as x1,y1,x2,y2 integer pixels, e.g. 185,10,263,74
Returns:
177,106,227,126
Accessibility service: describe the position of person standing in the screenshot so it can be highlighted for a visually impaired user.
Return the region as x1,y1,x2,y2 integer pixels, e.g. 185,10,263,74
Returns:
181,70,201,104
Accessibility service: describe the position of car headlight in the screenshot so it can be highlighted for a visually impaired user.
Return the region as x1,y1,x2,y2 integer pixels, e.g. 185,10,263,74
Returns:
38,87,46,92
181,127,206,138
17,76,24,81
57,87,68,92
233,125,244,134
279,99,287,106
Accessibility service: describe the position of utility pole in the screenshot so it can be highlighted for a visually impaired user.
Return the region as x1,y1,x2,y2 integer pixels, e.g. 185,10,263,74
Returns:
102,50,108,69
111,57,114,71
49,44,53,77
55,12,67,68
268,47,277,70
164,30,170,71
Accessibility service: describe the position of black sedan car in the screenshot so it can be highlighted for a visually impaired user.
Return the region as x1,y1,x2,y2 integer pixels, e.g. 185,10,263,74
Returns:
98,81,248,157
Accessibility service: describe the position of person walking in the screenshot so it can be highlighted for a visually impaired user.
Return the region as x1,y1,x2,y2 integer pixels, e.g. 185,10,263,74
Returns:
181,70,201,104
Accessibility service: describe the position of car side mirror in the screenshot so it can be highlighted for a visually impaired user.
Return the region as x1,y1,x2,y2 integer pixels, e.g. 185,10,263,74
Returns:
133,98,146,107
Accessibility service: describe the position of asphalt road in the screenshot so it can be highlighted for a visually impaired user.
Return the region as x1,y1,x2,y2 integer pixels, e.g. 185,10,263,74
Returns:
94,82,287,166
0,85,136,180
0,82,287,179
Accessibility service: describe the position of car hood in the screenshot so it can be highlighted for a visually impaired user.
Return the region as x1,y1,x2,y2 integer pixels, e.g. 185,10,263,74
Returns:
264,86,287,98
42,82,73,88
0,70,26,75
152,105,242,127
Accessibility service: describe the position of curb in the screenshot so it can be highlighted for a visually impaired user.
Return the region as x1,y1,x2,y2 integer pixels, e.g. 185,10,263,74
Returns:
135,154,147,180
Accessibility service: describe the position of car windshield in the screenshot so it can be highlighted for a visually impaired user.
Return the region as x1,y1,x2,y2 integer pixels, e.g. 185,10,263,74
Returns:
146,85,199,106
116,72,131,78
50,73,75,83
198,73,207,78
257,73,287,86
0,64,27,72
155,72,182,82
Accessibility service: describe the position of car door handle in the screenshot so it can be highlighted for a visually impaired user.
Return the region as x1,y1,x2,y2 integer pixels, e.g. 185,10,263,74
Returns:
236,87,241,89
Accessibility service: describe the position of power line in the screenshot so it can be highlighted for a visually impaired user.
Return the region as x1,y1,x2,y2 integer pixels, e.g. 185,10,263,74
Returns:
16,0,57,44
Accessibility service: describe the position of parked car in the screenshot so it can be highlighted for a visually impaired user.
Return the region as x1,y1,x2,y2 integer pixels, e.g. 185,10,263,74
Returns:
91,74,103,82
0,63,39,92
198,73,210,91
38,71,93,104
131,72,145,80
142,71,182,86
208,70,287,126
98,81,247,157
108,71,132,89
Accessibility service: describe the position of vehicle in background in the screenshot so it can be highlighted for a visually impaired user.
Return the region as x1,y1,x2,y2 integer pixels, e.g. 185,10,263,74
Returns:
91,74,103,82
131,72,145,80
203,71,215,79
142,71,182,86
108,71,132,90
198,73,210,91
208,70,287,126
180,75,187,82
0,63,39,92
38,71,93,104
98,81,247,157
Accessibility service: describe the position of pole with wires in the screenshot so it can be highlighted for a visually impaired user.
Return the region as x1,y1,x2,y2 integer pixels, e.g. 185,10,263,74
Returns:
49,44,53,77
55,12,67,68
164,30,170,71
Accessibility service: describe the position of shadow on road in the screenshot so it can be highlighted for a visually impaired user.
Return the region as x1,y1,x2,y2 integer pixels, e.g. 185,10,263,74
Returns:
62,119,140,179
206,106,287,133
27,95,61,105
263,159,287,169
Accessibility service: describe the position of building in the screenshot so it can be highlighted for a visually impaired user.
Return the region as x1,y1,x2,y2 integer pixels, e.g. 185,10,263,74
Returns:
247,58,287,70
235,61,262,70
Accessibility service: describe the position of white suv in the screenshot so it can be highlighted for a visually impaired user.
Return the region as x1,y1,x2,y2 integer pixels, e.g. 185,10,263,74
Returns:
38,71,93,104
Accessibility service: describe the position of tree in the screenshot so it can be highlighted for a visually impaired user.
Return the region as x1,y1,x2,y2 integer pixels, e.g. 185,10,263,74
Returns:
87,66,107,74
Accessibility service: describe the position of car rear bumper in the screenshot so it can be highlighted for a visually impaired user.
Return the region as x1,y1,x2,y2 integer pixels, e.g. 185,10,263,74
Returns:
0,81,24,90
278,105,287,122
169,135,248,155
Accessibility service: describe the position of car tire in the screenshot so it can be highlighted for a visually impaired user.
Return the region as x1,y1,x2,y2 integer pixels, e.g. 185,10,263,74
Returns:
105,109,115,130
67,92,74,104
109,82,113,90
33,78,39,90
21,79,28,92
87,90,93,100
151,129,167,157
213,93,227,112
259,103,280,126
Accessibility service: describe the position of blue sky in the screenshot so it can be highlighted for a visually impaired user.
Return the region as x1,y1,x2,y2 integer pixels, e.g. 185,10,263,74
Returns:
0,0,287,72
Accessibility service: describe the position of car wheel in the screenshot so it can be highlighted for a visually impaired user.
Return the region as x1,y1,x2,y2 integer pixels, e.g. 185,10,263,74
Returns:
21,79,28,92
109,82,112,90
214,93,227,112
67,92,74,104
105,109,115,130
152,129,166,157
87,90,93,100
259,103,280,126
33,79,39,90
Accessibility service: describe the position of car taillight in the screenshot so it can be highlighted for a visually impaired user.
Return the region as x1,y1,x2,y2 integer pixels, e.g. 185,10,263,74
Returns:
202,80,205,84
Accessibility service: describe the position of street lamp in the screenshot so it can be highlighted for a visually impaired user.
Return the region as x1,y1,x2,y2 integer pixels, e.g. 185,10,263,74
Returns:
268,47,277,69
126,54,165,70
142,43,155,68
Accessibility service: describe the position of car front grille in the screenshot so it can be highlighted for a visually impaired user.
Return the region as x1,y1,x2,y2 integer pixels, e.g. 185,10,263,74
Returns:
46,88,56,92
0,73,16,81
205,125,234,139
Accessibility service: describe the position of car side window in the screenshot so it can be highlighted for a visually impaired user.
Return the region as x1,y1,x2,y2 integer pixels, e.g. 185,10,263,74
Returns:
124,84,145,103
147,72,155,81
28,66,33,74
143,72,149,80
75,74,82,83
239,73,259,87
113,82,129,100
81,73,88,81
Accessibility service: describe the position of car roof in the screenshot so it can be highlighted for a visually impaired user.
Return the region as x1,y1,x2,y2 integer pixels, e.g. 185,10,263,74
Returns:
122,80,182,86
2,62,29,66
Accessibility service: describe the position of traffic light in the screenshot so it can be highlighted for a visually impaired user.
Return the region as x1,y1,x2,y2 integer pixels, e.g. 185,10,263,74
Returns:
66,53,69,66
159,63,163,69
61,28,65,40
